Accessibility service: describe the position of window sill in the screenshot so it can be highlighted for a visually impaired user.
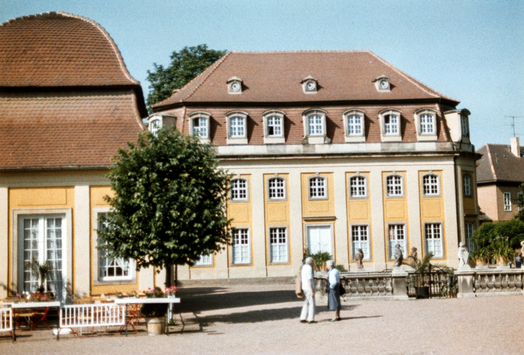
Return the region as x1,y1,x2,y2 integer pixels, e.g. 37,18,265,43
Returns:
94,279,136,286
227,137,248,145
417,134,437,141
381,135,402,142
263,136,286,144
345,135,366,143
306,135,329,144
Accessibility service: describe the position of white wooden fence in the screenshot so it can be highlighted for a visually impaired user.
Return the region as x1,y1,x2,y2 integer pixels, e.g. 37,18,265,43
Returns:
0,307,13,338
57,304,126,339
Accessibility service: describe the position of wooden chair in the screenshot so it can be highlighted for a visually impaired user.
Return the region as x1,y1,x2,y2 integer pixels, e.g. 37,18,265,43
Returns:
14,308,34,330
31,307,50,330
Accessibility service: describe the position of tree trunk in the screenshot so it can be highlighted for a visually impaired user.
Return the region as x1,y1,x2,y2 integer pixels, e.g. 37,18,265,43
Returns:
165,265,172,288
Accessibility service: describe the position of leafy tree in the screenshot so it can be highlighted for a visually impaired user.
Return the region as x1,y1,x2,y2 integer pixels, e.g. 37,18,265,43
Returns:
517,183,524,221
98,127,231,286
470,219,524,263
146,44,227,110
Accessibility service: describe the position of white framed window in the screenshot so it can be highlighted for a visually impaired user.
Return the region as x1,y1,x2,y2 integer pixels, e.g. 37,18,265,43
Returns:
226,111,248,144
343,110,366,142
386,175,403,197
379,110,402,142
308,114,323,136
425,223,443,258
150,119,161,135
309,176,327,199
461,115,469,136
268,177,286,200
269,227,288,263
465,223,475,252
463,174,472,197
232,228,250,264
147,114,177,135
419,113,435,135
349,175,367,198
351,225,370,261
388,224,406,259
194,254,213,267
414,109,438,141
422,174,439,196
504,192,512,212
263,111,286,144
96,212,135,282
189,112,211,141
302,109,327,144
231,179,248,201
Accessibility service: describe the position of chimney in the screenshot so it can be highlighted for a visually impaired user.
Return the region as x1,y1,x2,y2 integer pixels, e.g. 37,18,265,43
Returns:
511,137,520,157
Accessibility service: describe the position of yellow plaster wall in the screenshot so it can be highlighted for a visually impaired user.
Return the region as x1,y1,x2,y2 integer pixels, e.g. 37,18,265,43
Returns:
345,172,373,262
264,174,291,266
227,175,253,267
8,187,75,293
301,173,335,217
382,171,409,261
462,171,477,214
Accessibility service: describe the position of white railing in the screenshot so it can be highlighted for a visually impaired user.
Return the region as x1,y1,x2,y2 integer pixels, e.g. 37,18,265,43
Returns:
58,304,126,338
0,307,12,334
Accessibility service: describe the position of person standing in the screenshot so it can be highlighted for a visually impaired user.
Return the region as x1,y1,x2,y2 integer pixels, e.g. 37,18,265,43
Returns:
326,260,341,321
299,257,316,323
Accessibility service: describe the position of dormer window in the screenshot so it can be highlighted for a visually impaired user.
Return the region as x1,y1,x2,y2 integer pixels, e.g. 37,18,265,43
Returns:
227,76,243,94
378,109,402,142
374,75,391,92
343,110,366,143
147,114,177,136
461,114,469,136
226,111,248,145
301,76,318,94
188,111,211,142
414,108,438,141
302,109,329,144
262,110,285,144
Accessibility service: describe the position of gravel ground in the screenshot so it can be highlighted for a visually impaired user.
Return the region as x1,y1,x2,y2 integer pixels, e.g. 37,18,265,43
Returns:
1,284,523,355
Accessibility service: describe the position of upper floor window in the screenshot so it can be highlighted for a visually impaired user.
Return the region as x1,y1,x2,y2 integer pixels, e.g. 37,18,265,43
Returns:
504,192,512,212
419,113,435,135
379,109,402,142
309,176,327,199
349,175,367,198
465,223,475,252
463,174,472,197
263,111,285,144
422,174,439,196
343,110,366,142
414,109,438,141
303,109,328,144
268,177,286,200
231,179,248,201
308,114,323,136
226,111,248,145
384,114,399,135
150,119,161,135
386,175,403,197
147,114,177,136
461,115,469,136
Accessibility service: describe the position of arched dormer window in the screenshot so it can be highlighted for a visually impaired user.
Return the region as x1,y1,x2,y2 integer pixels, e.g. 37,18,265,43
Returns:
414,108,438,141
226,111,248,145
378,109,402,142
302,109,328,144
262,110,285,144
343,110,366,143
188,111,211,142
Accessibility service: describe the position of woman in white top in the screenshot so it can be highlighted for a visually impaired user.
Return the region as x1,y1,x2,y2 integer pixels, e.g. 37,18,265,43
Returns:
326,260,341,321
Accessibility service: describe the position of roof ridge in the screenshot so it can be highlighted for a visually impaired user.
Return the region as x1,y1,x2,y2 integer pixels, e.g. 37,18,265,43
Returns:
228,50,369,54
367,51,458,103
180,51,232,102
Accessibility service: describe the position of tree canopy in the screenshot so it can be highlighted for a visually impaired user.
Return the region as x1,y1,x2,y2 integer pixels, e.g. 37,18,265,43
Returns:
146,44,227,110
98,127,231,281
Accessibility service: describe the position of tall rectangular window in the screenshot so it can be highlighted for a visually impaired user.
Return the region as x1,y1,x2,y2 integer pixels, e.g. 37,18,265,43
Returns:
463,174,472,197
269,227,288,263
231,179,248,201
388,224,406,259
349,176,367,198
423,174,439,196
352,225,370,261
308,114,323,135
232,228,250,264
425,223,443,257
309,177,326,199
266,116,283,137
465,223,475,252
97,213,133,281
194,254,213,266
461,115,469,136
386,175,403,197
384,114,399,135
504,192,512,212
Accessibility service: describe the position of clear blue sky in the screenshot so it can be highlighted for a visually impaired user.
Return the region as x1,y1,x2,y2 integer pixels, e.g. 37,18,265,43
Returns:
2,0,523,148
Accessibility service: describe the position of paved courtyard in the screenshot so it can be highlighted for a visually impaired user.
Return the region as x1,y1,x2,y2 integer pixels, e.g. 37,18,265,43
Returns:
1,284,523,354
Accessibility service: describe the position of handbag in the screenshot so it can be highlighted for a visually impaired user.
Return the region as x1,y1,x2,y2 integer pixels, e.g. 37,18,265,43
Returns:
339,281,346,296
295,265,305,298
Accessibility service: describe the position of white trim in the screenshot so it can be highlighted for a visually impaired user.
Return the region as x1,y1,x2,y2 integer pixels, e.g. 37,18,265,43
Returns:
378,109,402,142
231,227,251,265
226,112,248,145
188,111,211,142
343,110,366,143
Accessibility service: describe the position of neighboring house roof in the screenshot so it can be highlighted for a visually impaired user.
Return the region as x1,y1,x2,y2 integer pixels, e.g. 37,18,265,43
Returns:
153,51,459,109
0,12,139,87
0,12,145,170
477,144,524,183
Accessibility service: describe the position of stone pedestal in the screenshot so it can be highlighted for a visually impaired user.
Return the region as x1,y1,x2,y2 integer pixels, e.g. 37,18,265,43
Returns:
456,269,475,298
391,267,408,300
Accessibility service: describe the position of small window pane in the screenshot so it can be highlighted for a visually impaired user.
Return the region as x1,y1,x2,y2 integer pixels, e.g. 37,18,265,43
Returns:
309,177,326,198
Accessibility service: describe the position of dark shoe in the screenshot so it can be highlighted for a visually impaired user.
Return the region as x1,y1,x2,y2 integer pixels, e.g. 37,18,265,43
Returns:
330,318,341,322
300,320,307,323
308,320,317,324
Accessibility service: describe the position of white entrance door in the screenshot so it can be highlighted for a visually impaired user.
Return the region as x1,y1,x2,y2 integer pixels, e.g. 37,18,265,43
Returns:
307,225,332,256
19,215,66,301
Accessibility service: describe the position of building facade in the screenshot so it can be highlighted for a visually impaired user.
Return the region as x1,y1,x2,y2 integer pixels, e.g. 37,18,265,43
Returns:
0,12,166,299
151,51,479,280
477,138,524,224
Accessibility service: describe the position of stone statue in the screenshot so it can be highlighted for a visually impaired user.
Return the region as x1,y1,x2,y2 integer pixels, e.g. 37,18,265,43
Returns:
521,240,524,253
393,244,403,267
355,249,364,269
410,247,418,261
458,242,469,268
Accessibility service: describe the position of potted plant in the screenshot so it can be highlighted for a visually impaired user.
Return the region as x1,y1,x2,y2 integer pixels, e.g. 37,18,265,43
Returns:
404,252,451,299
492,236,515,268
470,248,491,268
141,287,168,335
25,257,52,294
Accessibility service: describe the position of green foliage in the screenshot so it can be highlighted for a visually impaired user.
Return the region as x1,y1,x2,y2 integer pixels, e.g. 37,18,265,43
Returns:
98,127,231,272
25,257,52,287
304,251,333,271
404,252,451,275
146,44,227,111
140,303,168,318
471,220,524,263
335,264,347,272
517,183,524,221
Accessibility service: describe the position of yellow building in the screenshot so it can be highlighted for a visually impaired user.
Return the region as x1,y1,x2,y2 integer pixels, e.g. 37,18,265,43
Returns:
0,12,162,299
151,51,479,280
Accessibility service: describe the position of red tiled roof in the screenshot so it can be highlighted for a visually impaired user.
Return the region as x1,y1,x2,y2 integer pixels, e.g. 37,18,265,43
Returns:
153,51,458,108
0,91,143,169
477,144,524,183
0,12,139,87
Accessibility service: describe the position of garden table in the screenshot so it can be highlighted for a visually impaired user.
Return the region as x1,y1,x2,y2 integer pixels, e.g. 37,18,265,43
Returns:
5,301,60,341
114,297,180,336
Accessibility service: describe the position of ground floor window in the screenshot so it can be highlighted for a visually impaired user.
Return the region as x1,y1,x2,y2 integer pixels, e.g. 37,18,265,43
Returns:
425,223,443,257
232,228,250,264
269,227,288,263
351,225,370,261
388,224,406,259
194,254,213,266
465,223,475,252
20,215,65,295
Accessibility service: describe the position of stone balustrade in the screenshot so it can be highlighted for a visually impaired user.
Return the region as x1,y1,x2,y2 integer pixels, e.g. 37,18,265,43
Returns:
456,268,524,298
314,270,398,300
